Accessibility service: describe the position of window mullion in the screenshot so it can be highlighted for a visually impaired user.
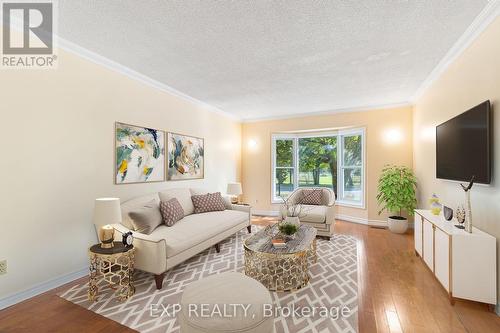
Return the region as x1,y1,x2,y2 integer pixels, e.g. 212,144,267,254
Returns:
293,137,299,191
337,134,343,200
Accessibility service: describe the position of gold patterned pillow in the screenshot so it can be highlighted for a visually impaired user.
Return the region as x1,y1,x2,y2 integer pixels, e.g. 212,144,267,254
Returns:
160,198,185,226
300,189,323,205
191,192,227,214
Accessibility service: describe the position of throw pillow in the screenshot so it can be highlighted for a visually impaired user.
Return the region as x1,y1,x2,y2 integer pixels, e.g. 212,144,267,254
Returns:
301,189,323,205
160,198,185,226
128,199,163,235
191,192,226,213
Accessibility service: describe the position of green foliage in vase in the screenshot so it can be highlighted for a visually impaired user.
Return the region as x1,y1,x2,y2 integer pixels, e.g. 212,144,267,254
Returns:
376,165,417,217
278,223,298,236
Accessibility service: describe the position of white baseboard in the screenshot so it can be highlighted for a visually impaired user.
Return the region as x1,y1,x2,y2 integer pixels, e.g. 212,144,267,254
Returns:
253,210,280,216
253,211,413,229
0,267,88,310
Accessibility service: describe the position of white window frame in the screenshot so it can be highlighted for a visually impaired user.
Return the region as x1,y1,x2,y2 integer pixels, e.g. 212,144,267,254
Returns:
336,128,366,208
271,128,365,209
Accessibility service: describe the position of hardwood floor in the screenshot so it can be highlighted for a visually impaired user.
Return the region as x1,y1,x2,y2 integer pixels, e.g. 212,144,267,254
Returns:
1,219,499,333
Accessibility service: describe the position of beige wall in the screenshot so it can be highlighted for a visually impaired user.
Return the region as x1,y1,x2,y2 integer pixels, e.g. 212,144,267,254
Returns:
0,47,241,301
242,106,413,222
413,16,500,304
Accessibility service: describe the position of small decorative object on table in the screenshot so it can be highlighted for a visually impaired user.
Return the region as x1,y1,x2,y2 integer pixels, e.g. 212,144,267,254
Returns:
122,231,134,247
278,222,299,240
429,193,442,215
460,176,475,233
99,225,115,249
455,205,466,229
278,196,302,240
271,238,286,248
443,206,453,221
88,242,135,302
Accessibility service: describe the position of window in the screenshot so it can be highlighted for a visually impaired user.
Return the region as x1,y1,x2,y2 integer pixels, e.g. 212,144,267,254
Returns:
271,129,365,207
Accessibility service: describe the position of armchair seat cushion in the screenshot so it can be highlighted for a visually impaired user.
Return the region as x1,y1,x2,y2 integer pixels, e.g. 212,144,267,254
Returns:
150,210,248,258
299,205,327,223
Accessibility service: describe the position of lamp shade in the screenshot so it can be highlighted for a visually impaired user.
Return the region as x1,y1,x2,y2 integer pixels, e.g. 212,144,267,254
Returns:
226,182,243,196
93,198,122,230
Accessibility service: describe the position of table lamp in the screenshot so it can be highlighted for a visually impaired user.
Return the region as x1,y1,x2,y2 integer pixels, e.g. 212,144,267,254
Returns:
227,182,243,204
93,198,122,249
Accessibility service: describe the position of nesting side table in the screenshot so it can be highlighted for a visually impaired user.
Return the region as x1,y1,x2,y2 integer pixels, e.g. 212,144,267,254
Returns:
88,242,135,302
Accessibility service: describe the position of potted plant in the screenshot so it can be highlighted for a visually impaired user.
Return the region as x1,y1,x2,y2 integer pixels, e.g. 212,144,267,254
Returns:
376,165,417,234
278,222,299,239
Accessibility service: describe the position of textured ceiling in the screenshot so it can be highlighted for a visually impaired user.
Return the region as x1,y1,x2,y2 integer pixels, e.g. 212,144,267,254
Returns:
58,1,489,120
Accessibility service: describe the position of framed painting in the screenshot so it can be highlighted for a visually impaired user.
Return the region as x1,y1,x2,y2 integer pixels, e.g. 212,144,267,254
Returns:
167,132,204,180
115,122,165,184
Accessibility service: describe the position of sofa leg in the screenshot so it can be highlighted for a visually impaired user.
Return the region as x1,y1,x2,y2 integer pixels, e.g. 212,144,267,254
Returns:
154,273,165,290
215,243,220,253
247,225,252,233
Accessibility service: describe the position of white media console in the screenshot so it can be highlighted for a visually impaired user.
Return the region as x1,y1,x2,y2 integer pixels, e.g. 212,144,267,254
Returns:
414,209,496,305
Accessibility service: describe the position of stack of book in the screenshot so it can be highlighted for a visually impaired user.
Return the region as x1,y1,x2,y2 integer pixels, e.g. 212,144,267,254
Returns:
272,238,286,248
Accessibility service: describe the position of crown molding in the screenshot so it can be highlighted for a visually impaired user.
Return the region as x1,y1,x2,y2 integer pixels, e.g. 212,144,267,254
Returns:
411,1,500,102
242,101,412,123
56,37,241,122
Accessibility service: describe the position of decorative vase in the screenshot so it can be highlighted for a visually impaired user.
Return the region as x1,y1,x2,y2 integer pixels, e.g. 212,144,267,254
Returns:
456,205,466,223
464,190,473,233
429,193,441,215
284,216,300,227
459,177,475,233
443,206,453,221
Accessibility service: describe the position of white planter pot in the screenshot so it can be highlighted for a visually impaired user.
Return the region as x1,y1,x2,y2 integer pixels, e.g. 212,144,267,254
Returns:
387,216,408,234
284,216,300,226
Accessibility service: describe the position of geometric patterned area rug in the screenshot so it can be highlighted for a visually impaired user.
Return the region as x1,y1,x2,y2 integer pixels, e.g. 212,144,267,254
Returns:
59,226,358,333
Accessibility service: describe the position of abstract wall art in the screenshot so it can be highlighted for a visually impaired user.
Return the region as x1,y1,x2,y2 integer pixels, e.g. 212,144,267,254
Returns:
115,122,165,184
167,132,204,180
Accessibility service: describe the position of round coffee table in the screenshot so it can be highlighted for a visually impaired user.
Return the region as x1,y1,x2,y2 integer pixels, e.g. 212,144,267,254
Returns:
243,224,317,291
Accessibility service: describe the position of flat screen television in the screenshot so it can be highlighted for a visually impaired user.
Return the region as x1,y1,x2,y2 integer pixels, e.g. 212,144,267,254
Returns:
436,100,491,184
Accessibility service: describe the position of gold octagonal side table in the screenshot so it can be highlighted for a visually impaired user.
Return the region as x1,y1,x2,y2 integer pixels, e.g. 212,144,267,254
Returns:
88,242,135,302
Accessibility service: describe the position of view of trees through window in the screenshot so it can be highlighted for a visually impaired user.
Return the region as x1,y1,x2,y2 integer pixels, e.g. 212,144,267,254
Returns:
341,135,362,202
275,139,294,198
298,136,337,193
274,132,363,204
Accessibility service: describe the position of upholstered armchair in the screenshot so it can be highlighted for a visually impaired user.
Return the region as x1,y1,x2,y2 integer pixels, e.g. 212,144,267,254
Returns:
280,187,336,238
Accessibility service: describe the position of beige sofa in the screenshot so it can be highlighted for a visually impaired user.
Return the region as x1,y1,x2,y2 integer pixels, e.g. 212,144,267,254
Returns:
281,187,336,238
110,188,251,289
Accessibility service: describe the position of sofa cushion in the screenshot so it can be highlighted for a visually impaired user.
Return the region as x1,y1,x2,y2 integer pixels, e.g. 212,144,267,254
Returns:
160,198,185,226
300,189,324,205
120,193,160,230
191,192,226,213
128,199,163,234
299,205,327,223
159,188,194,215
150,210,248,258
